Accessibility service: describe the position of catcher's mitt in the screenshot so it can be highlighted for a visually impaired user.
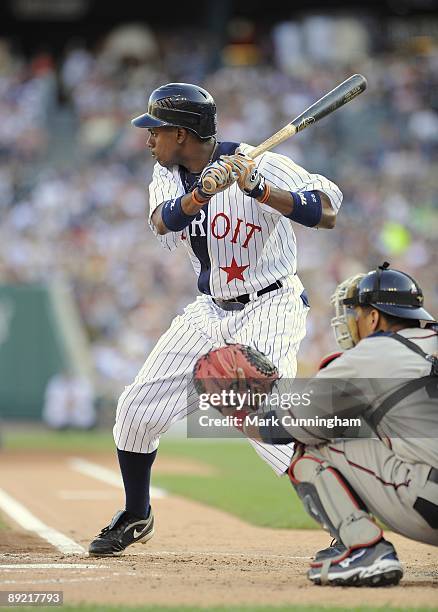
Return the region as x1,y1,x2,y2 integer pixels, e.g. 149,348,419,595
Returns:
193,344,279,412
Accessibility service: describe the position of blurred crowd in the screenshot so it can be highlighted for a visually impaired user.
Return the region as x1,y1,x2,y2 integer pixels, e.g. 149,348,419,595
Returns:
0,15,437,401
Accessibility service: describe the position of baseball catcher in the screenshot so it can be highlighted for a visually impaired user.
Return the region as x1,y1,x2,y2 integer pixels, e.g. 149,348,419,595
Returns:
193,263,438,587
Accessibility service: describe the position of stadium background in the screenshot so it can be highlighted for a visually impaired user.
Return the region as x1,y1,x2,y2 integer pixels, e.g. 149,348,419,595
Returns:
0,0,437,420
0,2,437,610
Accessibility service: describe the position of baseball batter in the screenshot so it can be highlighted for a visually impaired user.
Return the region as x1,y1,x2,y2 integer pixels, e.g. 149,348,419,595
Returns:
89,82,343,556
219,263,437,586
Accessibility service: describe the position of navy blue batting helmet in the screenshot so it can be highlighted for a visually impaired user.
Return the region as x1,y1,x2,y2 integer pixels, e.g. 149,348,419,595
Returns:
343,262,435,322
131,83,217,139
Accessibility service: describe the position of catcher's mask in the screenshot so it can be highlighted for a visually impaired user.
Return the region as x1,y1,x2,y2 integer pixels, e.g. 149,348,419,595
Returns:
330,273,366,350
331,262,436,350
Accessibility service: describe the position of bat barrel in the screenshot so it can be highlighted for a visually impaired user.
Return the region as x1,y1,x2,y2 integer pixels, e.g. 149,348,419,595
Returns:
201,73,367,192
291,73,367,133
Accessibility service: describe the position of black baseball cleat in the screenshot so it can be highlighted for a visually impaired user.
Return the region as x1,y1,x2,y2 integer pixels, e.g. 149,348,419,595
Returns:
88,508,154,556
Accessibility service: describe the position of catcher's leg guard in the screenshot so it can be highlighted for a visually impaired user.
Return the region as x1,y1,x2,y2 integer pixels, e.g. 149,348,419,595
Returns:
289,452,382,554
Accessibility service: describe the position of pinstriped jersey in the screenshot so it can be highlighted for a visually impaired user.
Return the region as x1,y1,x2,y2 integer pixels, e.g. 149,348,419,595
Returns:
148,142,343,299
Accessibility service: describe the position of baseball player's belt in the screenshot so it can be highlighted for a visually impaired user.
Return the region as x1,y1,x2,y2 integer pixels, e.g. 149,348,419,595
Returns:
213,280,282,311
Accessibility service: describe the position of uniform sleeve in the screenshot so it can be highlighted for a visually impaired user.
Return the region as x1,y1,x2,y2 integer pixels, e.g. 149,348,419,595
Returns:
148,163,184,251
275,349,373,445
253,149,343,216
314,350,361,380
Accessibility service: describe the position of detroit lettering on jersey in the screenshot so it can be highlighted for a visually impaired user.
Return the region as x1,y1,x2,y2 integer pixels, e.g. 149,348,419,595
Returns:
179,142,239,294
148,142,343,299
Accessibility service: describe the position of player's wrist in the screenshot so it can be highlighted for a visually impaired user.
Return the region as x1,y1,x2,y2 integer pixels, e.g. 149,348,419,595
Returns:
161,197,198,231
245,174,270,203
192,187,211,205
286,191,322,227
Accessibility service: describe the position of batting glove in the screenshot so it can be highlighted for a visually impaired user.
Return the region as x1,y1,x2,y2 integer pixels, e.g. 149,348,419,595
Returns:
220,153,269,201
196,159,237,200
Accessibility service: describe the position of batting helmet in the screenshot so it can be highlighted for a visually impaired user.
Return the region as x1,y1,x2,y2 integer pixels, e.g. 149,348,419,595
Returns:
131,82,217,139
343,262,435,322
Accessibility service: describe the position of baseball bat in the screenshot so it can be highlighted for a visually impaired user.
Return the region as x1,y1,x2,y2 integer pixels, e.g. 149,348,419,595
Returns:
202,73,367,192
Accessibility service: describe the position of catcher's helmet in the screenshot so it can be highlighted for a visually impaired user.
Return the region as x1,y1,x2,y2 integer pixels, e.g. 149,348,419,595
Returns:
131,82,217,139
344,262,435,322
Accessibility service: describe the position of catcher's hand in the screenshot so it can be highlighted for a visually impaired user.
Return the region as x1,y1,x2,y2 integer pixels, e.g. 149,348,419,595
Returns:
220,152,265,198
196,159,237,200
193,344,279,413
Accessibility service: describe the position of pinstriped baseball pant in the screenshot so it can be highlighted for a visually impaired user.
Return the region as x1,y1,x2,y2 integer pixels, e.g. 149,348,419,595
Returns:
114,276,308,475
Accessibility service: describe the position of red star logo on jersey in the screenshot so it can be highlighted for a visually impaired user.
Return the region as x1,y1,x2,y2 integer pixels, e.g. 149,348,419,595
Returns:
220,257,249,283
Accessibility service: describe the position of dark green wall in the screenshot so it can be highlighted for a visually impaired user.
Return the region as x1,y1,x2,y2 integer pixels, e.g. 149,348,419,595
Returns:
0,285,67,419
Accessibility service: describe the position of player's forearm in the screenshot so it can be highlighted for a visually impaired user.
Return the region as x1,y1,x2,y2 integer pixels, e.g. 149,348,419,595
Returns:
263,188,337,229
218,153,339,229
317,194,337,228
151,191,207,235
151,204,169,234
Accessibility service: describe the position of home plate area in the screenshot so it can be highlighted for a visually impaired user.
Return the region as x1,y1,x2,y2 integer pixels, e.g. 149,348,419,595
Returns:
0,451,436,608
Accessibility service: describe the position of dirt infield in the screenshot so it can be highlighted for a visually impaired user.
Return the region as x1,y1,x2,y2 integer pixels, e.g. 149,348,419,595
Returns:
0,450,437,608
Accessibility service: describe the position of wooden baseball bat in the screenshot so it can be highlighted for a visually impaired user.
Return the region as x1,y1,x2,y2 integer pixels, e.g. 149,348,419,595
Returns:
202,73,367,192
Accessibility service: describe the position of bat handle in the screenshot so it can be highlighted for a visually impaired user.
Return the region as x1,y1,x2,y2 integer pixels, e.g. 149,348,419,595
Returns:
201,123,298,192
248,124,298,159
